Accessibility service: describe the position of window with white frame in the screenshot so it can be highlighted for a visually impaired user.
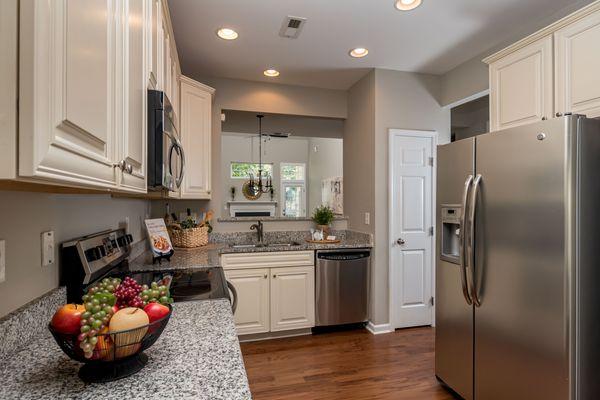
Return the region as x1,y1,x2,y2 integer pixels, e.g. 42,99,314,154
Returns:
280,163,306,217
230,162,273,179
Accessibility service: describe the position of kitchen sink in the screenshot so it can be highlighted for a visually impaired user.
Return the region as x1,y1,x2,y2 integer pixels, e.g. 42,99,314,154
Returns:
229,241,301,249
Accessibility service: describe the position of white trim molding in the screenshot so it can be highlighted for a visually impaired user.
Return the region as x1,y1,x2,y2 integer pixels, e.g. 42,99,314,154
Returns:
443,89,490,110
366,322,394,335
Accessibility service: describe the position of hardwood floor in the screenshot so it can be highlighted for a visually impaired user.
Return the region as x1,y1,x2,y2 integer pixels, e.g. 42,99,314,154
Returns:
240,327,458,400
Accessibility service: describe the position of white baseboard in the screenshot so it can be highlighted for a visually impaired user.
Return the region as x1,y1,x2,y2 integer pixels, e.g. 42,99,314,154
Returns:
366,321,394,335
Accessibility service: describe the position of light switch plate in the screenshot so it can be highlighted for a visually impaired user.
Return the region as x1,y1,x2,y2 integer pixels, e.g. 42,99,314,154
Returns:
42,231,55,267
364,212,370,225
0,240,5,283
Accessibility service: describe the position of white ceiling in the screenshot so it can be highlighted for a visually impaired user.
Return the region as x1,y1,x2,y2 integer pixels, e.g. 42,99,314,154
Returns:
170,0,593,90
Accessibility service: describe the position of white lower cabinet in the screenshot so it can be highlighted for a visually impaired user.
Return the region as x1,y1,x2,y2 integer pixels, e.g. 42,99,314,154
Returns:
223,251,315,336
225,268,270,335
270,266,315,332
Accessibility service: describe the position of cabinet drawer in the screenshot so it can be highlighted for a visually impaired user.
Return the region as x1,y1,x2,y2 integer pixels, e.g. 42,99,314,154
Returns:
221,251,314,270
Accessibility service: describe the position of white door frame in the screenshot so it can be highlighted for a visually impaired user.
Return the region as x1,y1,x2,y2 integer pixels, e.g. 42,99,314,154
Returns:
388,128,438,329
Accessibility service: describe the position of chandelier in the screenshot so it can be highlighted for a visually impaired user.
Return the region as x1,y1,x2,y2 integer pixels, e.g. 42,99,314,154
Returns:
247,115,273,194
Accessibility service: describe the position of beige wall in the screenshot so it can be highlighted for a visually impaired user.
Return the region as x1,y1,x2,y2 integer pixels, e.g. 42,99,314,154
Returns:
344,70,376,236
222,110,344,139
0,191,149,317
438,54,489,107
307,137,343,214
194,76,347,119
152,76,349,232
372,69,450,325
344,69,450,326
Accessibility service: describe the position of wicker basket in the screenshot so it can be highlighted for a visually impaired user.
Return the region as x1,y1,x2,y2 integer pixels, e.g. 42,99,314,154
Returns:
168,225,209,248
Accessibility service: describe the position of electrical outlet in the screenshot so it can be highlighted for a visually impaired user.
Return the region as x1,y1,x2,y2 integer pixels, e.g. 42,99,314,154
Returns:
0,240,5,283
125,217,130,232
42,231,55,267
364,212,370,225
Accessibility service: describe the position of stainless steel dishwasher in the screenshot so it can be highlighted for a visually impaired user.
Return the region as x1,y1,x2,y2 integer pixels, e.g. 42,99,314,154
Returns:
315,249,370,326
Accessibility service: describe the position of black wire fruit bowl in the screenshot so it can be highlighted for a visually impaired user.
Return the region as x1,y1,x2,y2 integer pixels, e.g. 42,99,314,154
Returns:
48,304,172,383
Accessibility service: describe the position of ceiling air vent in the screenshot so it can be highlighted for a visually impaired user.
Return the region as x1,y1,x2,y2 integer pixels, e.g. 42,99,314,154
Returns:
279,16,307,39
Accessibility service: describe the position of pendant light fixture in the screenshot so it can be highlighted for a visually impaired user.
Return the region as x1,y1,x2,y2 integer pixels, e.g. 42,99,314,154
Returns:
247,115,273,195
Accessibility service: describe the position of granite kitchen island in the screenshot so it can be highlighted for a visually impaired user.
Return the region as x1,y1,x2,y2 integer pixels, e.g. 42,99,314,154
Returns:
0,296,251,400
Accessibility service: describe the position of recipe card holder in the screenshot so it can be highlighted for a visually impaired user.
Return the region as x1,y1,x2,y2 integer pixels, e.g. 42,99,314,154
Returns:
152,249,174,265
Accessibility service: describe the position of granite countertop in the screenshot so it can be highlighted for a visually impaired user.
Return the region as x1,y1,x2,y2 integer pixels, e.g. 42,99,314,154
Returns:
127,232,372,272
128,243,227,272
0,299,252,400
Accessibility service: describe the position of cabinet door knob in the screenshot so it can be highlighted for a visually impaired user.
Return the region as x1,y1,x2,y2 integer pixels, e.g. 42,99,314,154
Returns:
273,274,277,278
263,274,267,279
396,238,405,245
542,117,547,121
556,112,563,117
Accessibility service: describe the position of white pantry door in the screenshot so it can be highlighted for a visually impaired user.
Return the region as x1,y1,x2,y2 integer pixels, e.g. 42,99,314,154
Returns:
389,129,436,329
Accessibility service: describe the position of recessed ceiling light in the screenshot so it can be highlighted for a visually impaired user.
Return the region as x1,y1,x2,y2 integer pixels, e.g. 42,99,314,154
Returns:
216,28,238,40
264,69,280,77
395,0,422,11
349,47,369,58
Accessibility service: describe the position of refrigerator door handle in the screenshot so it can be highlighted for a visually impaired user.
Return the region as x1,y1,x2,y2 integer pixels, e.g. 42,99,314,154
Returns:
467,174,483,307
460,175,474,305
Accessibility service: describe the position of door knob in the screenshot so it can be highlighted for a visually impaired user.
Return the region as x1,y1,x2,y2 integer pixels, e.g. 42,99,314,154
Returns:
556,112,563,117
396,238,405,245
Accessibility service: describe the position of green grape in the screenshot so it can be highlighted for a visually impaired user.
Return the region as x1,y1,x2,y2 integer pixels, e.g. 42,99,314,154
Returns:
91,298,100,306
91,319,102,329
106,285,115,292
97,310,107,318
92,305,101,313
88,336,98,346
82,311,91,320
159,296,169,304
81,325,91,333
151,282,158,289
82,294,89,302
85,302,94,310
103,306,113,314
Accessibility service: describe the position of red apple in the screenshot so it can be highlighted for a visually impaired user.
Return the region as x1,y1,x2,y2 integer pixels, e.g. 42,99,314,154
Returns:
51,304,85,334
143,303,170,323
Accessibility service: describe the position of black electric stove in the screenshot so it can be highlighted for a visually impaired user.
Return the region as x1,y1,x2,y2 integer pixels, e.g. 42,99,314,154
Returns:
60,229,231,306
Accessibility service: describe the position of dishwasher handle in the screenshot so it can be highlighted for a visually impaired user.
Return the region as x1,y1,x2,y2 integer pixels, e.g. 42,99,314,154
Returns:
317,251,370,261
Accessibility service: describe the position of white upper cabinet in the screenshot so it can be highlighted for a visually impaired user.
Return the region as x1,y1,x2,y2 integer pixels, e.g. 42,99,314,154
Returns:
486,3,600,131
19,0,118,188
488,36,553,131
179,76,214,200
555,10,600,118
119,0,148,192
149,0,162,89
0,0,18,179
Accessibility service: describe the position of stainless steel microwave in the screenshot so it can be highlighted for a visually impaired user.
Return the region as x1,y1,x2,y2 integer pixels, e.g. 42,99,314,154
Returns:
147,90,185,191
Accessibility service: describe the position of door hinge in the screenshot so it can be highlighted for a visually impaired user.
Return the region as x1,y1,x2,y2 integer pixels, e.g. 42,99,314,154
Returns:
430,297,435,306
428,157,434,167
429,226,434,236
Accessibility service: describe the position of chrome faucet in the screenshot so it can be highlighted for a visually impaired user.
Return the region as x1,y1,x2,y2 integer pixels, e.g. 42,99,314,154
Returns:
250,221,264,245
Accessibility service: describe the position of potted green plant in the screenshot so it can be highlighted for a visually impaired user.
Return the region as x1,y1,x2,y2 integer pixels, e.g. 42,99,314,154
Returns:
312,205,335,237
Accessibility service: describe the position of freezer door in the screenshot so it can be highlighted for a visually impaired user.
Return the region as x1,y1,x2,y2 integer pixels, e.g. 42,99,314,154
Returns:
473,118,571,400
435,138,474,400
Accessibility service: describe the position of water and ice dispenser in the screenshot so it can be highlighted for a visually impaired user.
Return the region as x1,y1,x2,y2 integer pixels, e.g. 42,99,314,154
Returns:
440,206,462,264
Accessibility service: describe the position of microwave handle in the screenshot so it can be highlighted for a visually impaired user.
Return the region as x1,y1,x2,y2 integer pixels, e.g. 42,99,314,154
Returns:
175,138,185,189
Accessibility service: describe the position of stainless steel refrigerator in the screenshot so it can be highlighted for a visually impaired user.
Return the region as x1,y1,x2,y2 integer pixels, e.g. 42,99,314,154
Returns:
435,115,600,400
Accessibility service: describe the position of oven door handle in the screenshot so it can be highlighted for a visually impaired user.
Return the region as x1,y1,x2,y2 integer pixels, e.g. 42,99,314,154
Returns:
226,280,238,314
